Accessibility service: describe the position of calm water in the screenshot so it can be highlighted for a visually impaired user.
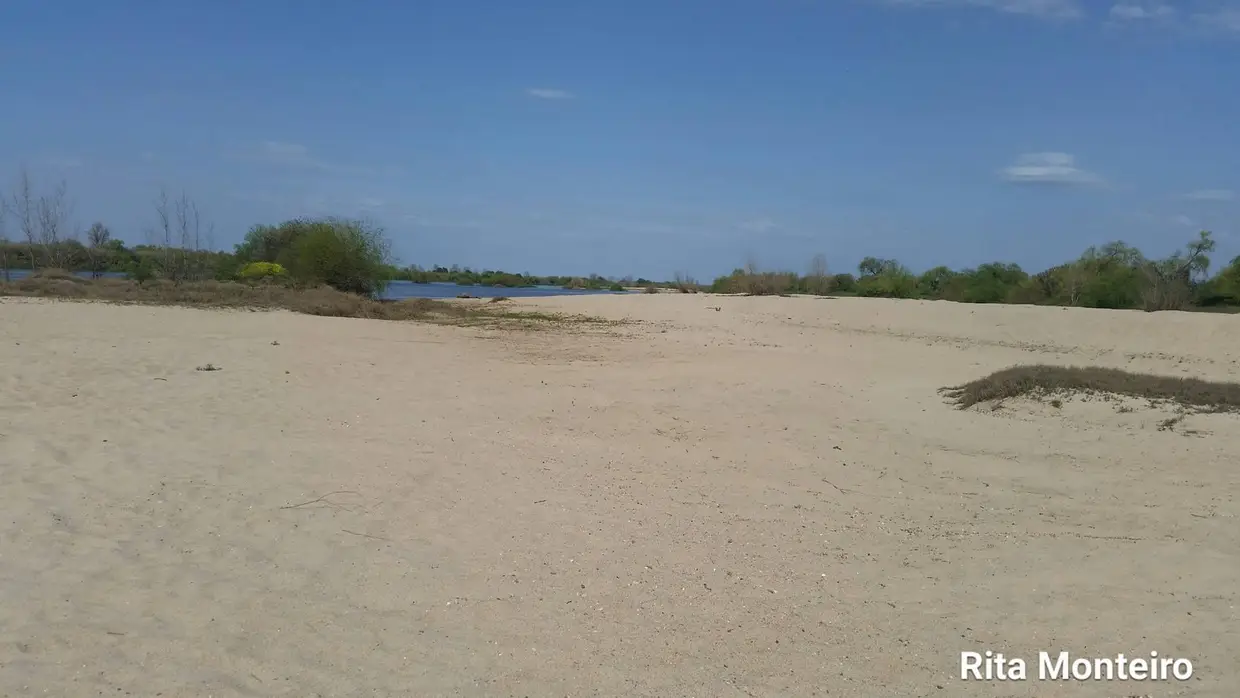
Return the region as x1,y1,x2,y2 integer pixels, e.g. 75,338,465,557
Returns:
2,270,631,300
383,281,630,300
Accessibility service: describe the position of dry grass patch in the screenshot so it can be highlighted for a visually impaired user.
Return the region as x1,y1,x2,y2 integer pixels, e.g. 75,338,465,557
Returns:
0,274,618,330
940,364,1240,414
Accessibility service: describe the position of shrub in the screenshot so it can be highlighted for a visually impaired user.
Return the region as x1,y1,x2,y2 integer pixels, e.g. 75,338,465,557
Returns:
238,261,289,281
126,256,157,285
856,269,918,298
286,218,393,298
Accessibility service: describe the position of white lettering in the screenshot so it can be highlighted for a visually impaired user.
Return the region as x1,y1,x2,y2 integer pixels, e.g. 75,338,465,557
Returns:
960,651,1026,680
975,650,1192,683
1040,651,1069,680
961,652,982,680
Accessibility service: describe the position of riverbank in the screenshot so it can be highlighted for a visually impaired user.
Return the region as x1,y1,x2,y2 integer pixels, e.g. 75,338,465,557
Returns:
1,294,1236,696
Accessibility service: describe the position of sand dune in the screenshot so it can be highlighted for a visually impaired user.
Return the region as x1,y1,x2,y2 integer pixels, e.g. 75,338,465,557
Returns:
1,294,1235,697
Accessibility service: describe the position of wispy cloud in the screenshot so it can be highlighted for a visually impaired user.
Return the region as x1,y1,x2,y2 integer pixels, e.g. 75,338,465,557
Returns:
1172,213,1196,226
999,152,1105,186
878,0,1083,20
525,88,574,100
230,141,402,178
1109,1,1175,21
1184,188,1235,201
1192,5,1240,32
1106,1,1240,34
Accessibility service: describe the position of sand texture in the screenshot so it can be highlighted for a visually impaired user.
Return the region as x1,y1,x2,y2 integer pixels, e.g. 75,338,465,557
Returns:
1,294,1236,697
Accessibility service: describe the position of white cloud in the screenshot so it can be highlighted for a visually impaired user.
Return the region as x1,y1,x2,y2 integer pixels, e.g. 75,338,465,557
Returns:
525,88,574,100
1109,1,1175,20
1184,189,1235,201
879,0,1083,19
999,152,1104,186
1172,213,1196,226
1193,5,1240,32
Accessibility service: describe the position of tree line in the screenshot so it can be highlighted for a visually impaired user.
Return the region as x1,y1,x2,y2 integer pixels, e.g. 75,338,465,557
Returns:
4,168,1237,309
707,232,1240,312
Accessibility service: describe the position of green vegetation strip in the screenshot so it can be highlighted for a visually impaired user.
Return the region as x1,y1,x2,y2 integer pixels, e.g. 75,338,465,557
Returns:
941,365,1240,413
0,272,616,329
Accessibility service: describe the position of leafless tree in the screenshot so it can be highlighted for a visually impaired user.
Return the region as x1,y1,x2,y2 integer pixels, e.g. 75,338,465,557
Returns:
36,179,71,268
10,167,40,269
153,187,173,277
806,253,831,295
672,270,699,293
744,254,761,277
172,191,211,279
85,222,112,278
0,192,9,282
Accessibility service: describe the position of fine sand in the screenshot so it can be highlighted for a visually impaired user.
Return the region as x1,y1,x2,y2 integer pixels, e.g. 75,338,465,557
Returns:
1,294,1236,697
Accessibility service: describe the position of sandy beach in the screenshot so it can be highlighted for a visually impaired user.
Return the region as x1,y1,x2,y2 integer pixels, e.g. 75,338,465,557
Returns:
0,293,1235,697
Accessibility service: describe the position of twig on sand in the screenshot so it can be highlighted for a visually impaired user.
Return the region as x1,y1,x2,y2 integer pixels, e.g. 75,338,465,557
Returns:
342,529,390,541
279,490,360,510
822,479,853,495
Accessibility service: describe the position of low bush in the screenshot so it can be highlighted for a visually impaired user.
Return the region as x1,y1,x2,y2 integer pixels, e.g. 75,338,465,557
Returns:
237,261,288,281
940,365,1240,413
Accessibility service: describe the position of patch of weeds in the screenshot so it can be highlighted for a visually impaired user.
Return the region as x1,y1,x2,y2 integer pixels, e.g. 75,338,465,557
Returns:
1158,414,1186,431
196,363,222,372
940,364,1240,414
0,276,617,332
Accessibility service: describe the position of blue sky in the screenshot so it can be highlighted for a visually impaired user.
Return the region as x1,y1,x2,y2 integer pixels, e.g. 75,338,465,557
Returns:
1,0,1237,280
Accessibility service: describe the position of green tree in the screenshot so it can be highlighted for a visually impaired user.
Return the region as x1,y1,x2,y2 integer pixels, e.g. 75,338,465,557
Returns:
287,217,394,297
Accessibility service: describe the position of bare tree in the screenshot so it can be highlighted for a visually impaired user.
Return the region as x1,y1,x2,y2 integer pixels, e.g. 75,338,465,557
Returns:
806,253,831,295
744,254,761,277
672,270,698,293
153,187,173,278
10,167,39,269
85,222,112,278
172,191,210,280
36,179,71,269
0,190,9,281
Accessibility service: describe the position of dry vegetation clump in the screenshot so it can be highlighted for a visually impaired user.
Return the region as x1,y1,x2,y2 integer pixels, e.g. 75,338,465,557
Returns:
0,275,616,330
940,364,1240,413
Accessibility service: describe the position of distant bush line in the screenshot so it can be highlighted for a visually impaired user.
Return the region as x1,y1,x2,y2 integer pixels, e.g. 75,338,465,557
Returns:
2,166,1235,312
707,233,1240,312
4,229,1237,312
